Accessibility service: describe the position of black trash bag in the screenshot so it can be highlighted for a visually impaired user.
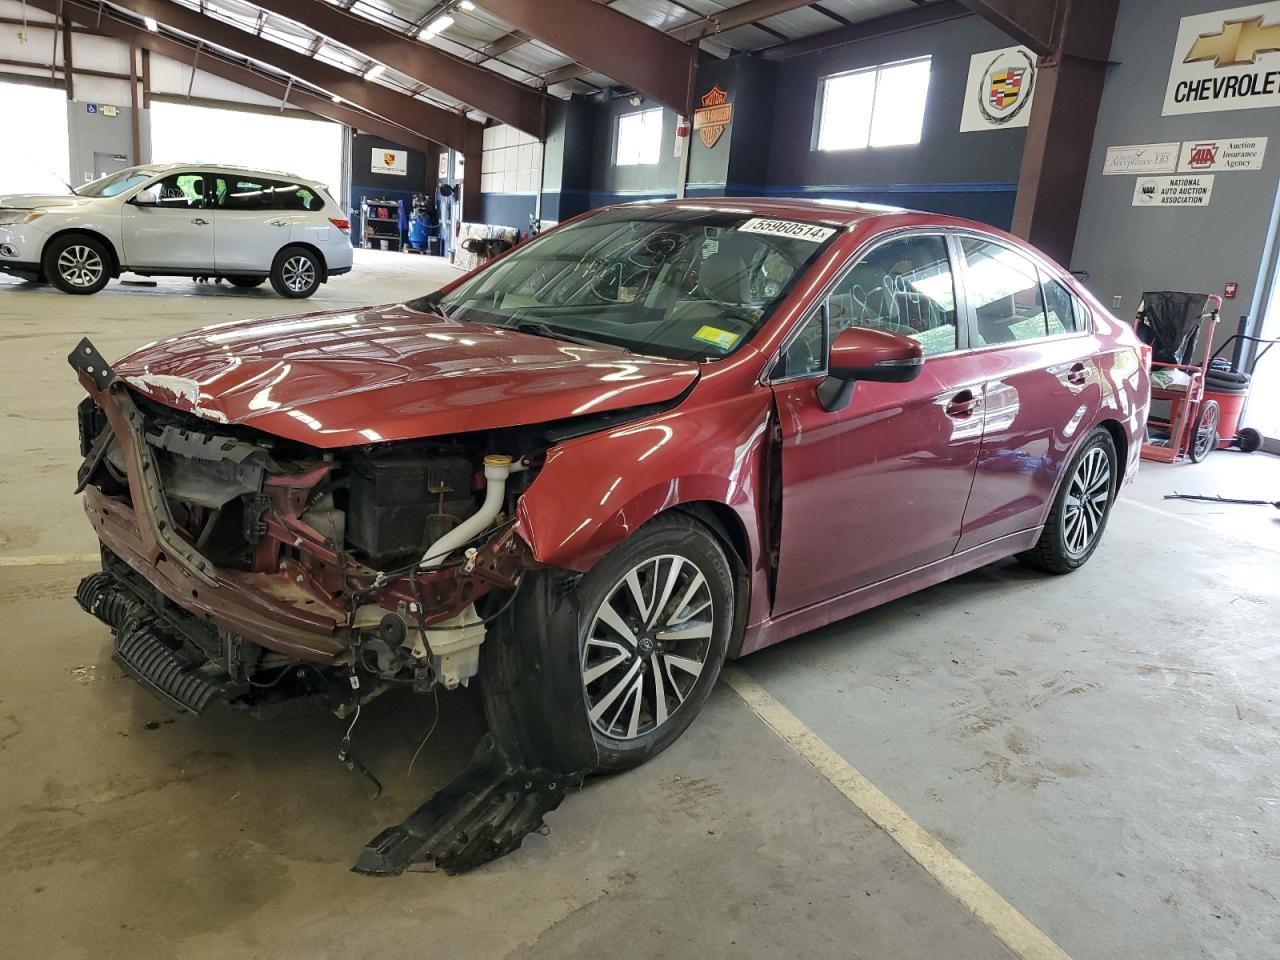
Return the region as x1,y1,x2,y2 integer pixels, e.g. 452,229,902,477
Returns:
1135,291,1209,366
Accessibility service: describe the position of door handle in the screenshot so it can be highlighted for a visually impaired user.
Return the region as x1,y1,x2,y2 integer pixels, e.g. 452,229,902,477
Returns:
944,390,980,419
190,217,209,225
1067,362,1088,386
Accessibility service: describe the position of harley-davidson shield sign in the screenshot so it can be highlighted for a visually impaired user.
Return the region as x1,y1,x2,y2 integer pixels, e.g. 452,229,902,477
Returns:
692,85,733,148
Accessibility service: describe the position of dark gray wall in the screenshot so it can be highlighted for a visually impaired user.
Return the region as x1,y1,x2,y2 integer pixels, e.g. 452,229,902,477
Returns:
1071,0,1280,344
765,15,1025,226
588,95,681,208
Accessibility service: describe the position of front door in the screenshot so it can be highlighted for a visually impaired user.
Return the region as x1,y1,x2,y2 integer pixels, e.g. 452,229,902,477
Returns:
212,173,287,273
770,233,986,616
119,171,214,270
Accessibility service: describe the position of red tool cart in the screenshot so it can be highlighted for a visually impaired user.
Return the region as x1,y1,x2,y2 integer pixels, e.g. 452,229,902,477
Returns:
1135,292,1222,464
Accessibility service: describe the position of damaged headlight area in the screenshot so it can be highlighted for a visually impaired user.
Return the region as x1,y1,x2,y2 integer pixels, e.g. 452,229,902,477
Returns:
69,338,598,874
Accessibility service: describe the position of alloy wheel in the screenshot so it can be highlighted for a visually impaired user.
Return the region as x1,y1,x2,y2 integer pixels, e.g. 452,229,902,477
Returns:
281,255,316,293
581,554,714,741
1062,446,1111,557
57,245,105,288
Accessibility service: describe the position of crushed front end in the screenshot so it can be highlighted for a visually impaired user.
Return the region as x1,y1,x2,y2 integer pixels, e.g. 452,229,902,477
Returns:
69,338,595,872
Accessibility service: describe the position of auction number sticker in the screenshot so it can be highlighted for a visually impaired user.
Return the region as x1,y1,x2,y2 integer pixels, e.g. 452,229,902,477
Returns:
738,218,836,243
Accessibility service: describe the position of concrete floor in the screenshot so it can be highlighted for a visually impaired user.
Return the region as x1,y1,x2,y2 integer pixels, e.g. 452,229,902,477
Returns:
1,250,1277,959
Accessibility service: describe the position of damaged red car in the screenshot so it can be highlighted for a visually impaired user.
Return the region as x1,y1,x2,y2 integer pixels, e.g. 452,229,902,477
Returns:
70,199,1150,873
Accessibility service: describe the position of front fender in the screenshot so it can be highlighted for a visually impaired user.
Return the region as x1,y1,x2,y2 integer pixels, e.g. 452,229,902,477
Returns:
515,389,775,578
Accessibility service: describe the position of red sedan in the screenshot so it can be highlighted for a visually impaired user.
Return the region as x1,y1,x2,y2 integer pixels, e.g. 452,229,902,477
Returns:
70,199,1150,872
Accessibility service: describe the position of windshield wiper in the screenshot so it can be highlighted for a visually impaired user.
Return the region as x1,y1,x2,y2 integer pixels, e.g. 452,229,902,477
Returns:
509,320,611,348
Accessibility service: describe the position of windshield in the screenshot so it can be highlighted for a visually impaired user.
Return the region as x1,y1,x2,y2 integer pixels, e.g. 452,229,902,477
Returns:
420,207,840,360
76,169,154,198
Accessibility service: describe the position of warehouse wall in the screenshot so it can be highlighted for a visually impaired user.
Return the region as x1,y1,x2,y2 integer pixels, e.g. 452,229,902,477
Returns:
67,102,144,185
765,14,1025,226
1072,0,1280,343
588,96,682,208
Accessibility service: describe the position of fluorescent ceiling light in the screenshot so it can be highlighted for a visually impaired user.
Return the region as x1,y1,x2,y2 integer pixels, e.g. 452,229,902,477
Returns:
420,14,454,39
331,94,341,103
143,16,158,31
458,1,475,10
365,63,386,80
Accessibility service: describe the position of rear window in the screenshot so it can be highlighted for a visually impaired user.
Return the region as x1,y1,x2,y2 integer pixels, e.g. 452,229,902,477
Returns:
272,181,324,212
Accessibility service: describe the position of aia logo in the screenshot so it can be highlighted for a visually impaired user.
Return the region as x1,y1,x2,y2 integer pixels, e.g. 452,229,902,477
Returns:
1187,143,1218,168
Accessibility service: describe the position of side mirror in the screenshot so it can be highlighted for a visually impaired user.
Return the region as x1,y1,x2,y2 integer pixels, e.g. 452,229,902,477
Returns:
817,326,924,412
131,187,160,206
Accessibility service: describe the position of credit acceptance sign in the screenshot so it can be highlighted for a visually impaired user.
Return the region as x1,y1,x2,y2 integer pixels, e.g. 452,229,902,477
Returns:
1164,2,1280,114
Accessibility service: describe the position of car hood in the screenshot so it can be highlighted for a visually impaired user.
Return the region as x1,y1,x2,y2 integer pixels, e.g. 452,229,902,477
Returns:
0,193,96,210
113,304,700,447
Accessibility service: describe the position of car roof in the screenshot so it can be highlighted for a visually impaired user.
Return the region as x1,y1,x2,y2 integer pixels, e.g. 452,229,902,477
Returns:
127,162,329,189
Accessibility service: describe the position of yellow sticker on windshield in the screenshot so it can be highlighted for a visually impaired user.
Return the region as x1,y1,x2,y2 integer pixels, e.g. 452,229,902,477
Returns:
693,325,740,350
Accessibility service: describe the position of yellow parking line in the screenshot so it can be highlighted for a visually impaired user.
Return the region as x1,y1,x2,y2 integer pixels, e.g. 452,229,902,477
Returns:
723,666,1073,960
0,553,99,567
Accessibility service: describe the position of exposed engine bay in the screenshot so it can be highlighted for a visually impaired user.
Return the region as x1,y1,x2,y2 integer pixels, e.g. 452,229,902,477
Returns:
69,338,610,873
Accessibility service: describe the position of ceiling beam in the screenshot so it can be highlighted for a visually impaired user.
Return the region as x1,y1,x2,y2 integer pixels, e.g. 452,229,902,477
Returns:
669,0,815,42
472,0,696,113
240,0,544,135
956,0,1056,56
25,0,438,155
101,0,482,150
763,0,972,59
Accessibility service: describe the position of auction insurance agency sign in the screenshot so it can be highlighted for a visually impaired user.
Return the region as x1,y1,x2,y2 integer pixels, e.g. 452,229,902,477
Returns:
1164,2,1280,114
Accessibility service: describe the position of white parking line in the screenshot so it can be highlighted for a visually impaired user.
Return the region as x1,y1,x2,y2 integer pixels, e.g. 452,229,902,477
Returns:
723,666,1073,960
0,553,100,567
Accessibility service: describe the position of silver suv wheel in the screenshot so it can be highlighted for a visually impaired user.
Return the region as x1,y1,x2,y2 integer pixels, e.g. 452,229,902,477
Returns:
57,244,105,289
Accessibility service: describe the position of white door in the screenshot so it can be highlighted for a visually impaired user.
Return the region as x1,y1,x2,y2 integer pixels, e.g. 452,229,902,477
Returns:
211,173,289,273
119,171,214,270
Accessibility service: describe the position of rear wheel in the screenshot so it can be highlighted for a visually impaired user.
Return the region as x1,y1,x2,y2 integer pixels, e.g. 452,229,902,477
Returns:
575,515,733,771
269,246,322,298
1019,428,1118,574
227,275,266,288
44,234,111,294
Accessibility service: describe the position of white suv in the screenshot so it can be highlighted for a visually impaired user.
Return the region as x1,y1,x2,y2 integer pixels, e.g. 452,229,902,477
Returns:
0,163,353,298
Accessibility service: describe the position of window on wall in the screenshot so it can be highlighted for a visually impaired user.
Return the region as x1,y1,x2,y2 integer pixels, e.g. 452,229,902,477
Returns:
815,57,931,152
615,108,663,166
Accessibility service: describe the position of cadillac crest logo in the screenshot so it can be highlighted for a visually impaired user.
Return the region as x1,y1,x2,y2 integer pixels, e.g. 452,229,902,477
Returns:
988,68,1025,109
692,85,733,148
977,49,1036,125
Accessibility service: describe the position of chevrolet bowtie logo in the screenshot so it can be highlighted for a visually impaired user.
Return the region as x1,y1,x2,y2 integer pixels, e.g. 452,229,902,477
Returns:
1184,16,1280,67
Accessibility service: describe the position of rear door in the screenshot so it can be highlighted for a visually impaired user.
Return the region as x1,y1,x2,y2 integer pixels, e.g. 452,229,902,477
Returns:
119,171,214,270
211,173,287,273
769,232,987,615
954,235,1099,550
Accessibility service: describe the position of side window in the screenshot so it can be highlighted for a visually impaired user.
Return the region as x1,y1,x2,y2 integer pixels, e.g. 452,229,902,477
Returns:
152,173,208,208
777,307,827,379
961,238,1047,347
273,180,323,212
214,176,275,211
828,234,958,357
1042,274,1077,335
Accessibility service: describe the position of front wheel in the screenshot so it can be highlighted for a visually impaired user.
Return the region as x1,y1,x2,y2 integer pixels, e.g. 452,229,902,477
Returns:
1188,400,1219,463
44,234,111,294
269,246,322,298
576,515,734,771
1019,428,1118,574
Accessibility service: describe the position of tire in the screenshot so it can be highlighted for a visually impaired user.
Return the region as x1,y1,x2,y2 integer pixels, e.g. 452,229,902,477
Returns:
574,514,734,771
269,246,322,298
43,233,111,294
1236,427,1263,454
1019,428,1118,574
1189,400,1219,463
227,276,266,288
